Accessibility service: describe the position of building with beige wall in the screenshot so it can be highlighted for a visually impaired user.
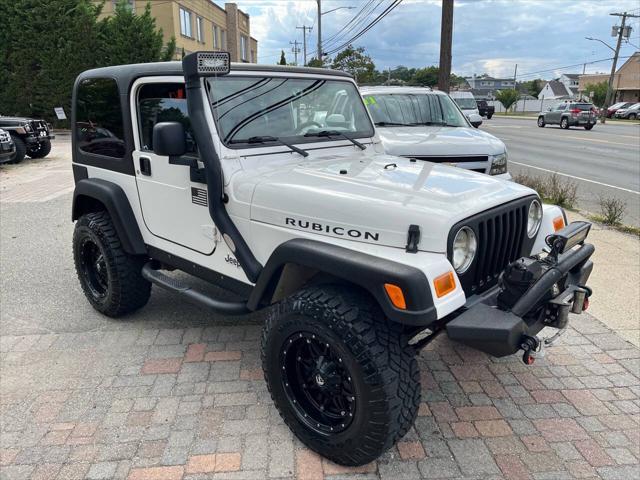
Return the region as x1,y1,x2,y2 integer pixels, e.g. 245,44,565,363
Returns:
578,52,640,103
99,0,258,63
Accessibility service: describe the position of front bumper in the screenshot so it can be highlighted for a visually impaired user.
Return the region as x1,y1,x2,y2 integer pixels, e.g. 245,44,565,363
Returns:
446,224,594,360
0,142,16,163
24,134,54,144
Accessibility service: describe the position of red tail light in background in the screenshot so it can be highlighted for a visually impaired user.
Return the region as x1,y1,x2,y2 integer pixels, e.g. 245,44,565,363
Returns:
570,108,581,116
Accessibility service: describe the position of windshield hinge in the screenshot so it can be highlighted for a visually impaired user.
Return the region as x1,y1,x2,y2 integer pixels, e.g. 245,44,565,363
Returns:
406,224,421,253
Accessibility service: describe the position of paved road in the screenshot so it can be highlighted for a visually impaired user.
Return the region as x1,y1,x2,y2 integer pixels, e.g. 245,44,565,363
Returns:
1,136,639,479
480,117,640,226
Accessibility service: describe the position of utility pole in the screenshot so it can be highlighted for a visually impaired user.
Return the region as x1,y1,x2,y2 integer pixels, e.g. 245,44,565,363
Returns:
513,64,518,112
296,25,312,65
601,11,639,123
290,40,300,66
437,0,454,92
316,0,322,62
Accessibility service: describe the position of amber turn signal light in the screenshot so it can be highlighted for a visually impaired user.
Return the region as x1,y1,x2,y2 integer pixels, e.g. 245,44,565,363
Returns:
553,216,565,231
384,283,407,310
434,271,456,298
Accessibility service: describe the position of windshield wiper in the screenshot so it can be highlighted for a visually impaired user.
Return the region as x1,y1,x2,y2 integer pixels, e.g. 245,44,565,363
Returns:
304,130,366,150
375,121,413,127
229,135,308,157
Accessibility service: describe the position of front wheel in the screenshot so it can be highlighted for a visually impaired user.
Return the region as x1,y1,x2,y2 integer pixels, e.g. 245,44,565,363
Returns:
8,136,26,164
487,113,493,119
537,116,545,127
73,211,151,317
584,124,594,130
27,139,52,158
560,117,569,129
262,285,420,466
629,113,637,120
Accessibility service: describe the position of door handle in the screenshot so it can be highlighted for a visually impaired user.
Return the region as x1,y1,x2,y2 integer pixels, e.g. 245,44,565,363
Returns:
140,157,151,176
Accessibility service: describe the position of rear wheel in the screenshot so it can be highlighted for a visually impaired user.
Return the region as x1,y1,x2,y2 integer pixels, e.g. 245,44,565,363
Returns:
537,116,545,127
73,211,151,317
584,124,594,130
560,117,569,129
8,136,26,164
262,285,420,466
487,113,493,119
27,139,51,158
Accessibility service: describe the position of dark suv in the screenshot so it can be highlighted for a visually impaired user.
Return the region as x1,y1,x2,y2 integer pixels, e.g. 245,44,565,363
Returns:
476,100,494,119
0,116,55,163
537,102,597,130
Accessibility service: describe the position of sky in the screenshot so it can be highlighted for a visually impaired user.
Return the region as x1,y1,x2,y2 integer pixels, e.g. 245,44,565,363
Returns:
219,0,640,80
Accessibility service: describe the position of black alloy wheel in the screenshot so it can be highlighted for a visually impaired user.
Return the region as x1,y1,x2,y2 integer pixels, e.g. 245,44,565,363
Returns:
281,331,356,435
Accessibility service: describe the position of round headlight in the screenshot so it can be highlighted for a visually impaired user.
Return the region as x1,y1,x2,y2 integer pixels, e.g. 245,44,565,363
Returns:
452,226,477,274
527,200,543,238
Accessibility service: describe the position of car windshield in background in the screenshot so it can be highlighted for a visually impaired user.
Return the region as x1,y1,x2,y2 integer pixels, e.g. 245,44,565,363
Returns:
452,97,477,109
365,93,468,128
206,76,374,146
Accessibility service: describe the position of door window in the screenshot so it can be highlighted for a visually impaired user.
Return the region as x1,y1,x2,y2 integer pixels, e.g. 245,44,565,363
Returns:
137,83,198,155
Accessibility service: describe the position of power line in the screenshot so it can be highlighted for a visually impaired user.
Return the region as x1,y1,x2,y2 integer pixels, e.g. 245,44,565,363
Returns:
322,0,380,47
515,56,632,79
324,0,403,56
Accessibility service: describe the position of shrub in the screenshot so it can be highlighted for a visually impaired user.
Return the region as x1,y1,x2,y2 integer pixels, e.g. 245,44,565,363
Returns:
513,172,577,209
598,196,626,225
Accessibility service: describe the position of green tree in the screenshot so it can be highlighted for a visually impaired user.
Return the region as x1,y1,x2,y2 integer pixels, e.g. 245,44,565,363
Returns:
278,50,287,65
331,45,375,83
97,0,175,66
518,79,543,98
583,81,609,107
307,57,327,68
412,66,439,86
495,89,519,112
0,0,102,124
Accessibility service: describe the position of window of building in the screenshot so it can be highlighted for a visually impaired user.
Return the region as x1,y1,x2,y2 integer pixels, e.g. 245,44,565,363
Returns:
213,25,219,48
137,83,198,155
240,35,248,61
196,16,203,42
481,81,494,86
221,29,227,49
75,78,125,159
251,49,255,63
179,7,192,37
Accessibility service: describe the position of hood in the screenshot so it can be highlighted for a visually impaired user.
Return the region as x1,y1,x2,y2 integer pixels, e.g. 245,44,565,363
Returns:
0,117,38,125
376,125,505,157
250,153,534,253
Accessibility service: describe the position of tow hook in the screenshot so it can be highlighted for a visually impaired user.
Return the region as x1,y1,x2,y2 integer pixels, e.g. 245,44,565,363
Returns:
521,335,544,365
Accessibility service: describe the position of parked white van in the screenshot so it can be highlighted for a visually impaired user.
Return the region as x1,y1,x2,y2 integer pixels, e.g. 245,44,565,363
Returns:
450,90,480,117
361,86,510,178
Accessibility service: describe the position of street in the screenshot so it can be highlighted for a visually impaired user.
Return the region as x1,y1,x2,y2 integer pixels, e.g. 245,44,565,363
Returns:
1,138,639,480
481,117,640,226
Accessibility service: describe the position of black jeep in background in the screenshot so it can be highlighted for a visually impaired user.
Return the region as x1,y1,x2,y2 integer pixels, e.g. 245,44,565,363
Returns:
0,116,55,163
476,100,495,119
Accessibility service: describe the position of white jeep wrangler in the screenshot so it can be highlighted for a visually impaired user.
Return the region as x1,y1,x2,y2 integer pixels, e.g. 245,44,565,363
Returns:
71,52,595,466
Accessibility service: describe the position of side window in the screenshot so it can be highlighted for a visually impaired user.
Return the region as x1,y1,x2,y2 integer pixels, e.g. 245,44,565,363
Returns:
137,83,198,155
75,78,125,159
557,104,566,111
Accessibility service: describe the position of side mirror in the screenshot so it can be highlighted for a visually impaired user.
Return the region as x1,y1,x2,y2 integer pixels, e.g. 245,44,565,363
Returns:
152,122,187,157
468,113,483,128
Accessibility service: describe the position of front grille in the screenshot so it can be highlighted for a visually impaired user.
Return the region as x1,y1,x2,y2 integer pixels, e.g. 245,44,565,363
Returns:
30,120,48,134
448,196,537,295
405,155,488,164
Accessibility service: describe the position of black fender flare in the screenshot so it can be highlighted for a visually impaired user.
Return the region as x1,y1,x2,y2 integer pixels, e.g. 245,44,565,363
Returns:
72,178,147,255
247,238,437,326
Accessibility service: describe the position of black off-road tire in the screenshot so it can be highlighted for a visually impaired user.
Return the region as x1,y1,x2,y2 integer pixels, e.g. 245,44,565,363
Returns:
73,211,151,317
8,135,26,164
261,285,420,466
27,138,52,158
584,124,594,131
487,113,493,119
537,116,545,127
560,117,569,129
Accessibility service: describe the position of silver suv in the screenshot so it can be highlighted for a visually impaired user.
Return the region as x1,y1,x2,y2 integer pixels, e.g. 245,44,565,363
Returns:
537,102,597,130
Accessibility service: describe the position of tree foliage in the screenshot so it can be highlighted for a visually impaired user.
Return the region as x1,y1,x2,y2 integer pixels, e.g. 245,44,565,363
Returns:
0,0,175,125
518,79,543,98
583,81,609,107
278,50,287,65
495,89,519,112
331,45,375,83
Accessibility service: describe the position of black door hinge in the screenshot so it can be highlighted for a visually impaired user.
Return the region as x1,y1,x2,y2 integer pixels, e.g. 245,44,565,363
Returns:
406,224,420,253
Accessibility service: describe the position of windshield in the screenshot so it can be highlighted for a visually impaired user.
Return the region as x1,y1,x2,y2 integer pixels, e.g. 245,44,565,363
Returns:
206,76,374,146
571,103,593,111
452,96,477,109
364,93,468,127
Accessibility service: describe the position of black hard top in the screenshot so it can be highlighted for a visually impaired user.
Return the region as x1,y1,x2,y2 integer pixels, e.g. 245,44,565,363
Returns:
77,61,353,87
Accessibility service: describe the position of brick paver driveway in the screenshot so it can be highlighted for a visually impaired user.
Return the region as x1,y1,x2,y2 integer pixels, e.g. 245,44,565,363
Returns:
1,138,639,479
1,313,638,480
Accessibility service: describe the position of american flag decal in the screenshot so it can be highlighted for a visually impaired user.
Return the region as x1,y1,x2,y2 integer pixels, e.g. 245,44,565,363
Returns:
191,187,208,207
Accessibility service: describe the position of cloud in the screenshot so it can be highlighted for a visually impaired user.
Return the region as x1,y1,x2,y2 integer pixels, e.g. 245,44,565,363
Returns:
229,0,640,79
